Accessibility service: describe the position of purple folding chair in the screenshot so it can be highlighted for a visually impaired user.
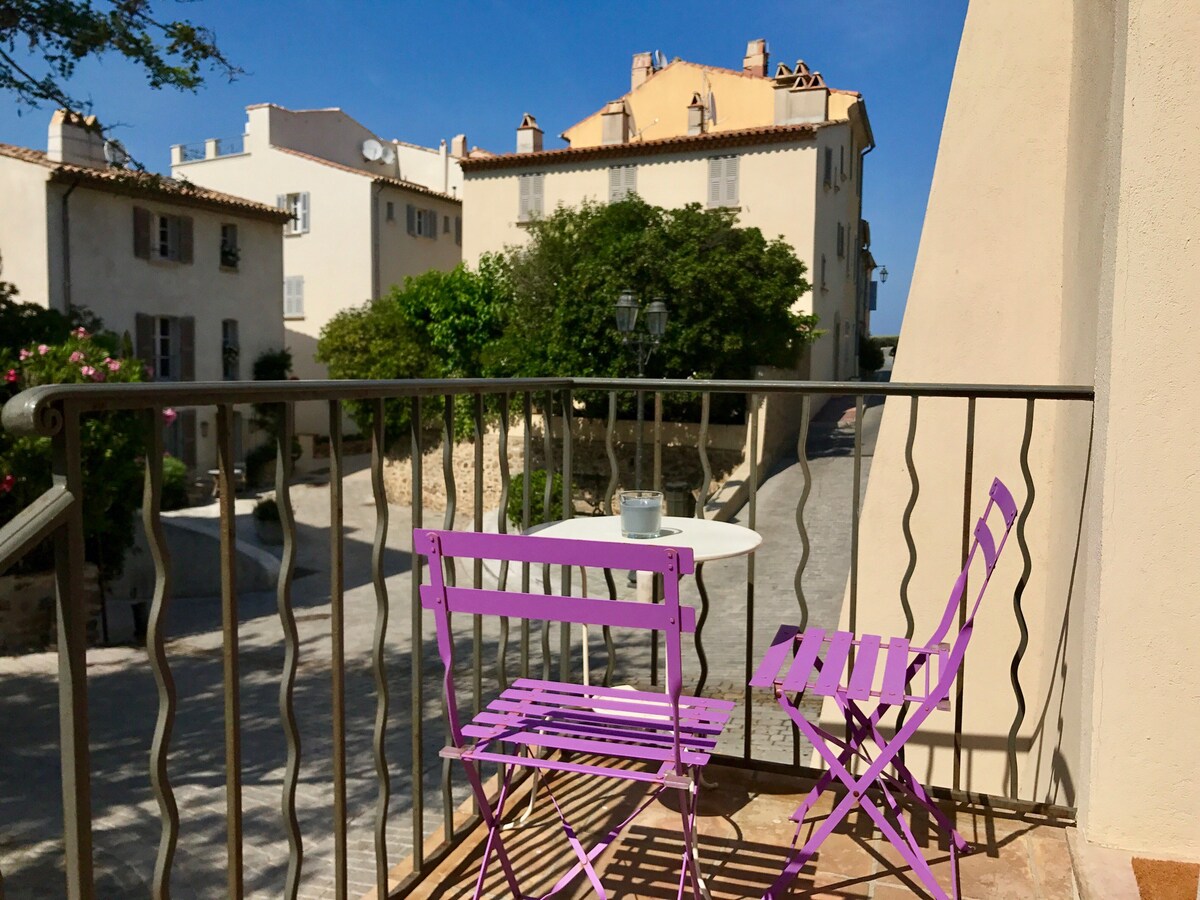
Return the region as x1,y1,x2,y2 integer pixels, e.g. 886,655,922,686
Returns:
749,477,1018,900
415,528,734,899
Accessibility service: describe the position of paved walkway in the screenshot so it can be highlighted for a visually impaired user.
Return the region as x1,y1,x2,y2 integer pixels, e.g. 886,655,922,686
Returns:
0,398,882,898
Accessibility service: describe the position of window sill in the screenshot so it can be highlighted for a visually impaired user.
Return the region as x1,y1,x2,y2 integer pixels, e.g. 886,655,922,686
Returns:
220,265,239,274
705,204,742,212
284,315,306,321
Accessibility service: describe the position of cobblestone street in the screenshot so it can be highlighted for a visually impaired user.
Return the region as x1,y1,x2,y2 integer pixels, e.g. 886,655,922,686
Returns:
0,397,882,898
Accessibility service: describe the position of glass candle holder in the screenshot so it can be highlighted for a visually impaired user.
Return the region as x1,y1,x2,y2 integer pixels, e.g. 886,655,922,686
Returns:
619,490,663,539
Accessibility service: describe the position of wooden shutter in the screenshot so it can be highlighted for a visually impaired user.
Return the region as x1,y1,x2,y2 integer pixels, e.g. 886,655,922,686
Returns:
608,167,621,202
707,158,722,207
180,409,197,468
824,148,833,186
837,223,844,258
406,204,416,235
178,216,194,264
298,193,310,233
284,276,304,317
532,174,544,217
179,316,195,381
454,215,462,245
428,208,438,239
135,313,154,370
519,175,532,221
133,207,151,259
624,165,637,199
723,156,739,206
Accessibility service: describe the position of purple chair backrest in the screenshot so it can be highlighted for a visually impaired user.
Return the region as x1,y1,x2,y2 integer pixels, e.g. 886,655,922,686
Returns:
924,477,1019,694
413,528,697,751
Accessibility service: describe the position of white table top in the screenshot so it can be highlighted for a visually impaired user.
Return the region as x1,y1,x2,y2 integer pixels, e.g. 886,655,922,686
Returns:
530,515,762,563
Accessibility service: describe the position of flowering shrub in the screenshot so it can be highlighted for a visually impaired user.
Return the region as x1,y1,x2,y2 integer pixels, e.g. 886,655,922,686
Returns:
0,327,154,579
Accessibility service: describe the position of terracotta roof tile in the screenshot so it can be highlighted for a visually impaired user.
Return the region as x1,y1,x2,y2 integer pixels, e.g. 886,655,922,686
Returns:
271,146,461,203
0,142,290,221
460,122,825,173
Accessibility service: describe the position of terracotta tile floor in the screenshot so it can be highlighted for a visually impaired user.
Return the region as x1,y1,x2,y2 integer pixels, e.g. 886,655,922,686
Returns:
396,763,1076,899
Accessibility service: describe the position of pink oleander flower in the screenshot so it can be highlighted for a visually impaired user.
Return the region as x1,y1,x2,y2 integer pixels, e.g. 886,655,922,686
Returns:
80,365,102,381
5,369,17,384
107,358,121,372
0,474,14,494
19,349,31,360
69,351,84,363
37,344,49,355
72,327,89,338
162,407,178,425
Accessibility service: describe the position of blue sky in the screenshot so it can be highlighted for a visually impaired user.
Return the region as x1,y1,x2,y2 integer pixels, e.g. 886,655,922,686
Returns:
0,1,967,334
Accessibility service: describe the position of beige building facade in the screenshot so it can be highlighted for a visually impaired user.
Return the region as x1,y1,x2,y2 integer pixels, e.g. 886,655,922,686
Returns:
0,112,288,473
170,104,464,434
847,0,1200,860
461,42,876,381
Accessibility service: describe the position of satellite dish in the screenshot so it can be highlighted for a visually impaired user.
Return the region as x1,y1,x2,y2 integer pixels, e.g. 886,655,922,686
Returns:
381,144,396,165
654,49,667,70
361,138,384,162
707,91,717,125
103,139,128,168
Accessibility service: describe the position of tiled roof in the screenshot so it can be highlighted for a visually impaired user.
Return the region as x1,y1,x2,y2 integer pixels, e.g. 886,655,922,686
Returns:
0,142,291,221
272,146,461,203
460,122,824,173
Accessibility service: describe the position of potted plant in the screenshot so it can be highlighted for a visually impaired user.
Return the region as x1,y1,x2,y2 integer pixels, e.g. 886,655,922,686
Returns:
253,496,283,545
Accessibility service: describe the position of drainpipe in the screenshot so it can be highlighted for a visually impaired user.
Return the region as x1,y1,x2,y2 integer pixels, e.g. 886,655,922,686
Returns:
60,177,82,314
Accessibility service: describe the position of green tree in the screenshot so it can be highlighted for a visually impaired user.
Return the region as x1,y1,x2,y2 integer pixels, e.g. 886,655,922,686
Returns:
0,1,238,113
493,197,816,421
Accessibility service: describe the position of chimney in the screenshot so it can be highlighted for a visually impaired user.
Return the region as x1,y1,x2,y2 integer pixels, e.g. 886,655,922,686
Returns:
773,60,829,124
687,93,706,136
451,133,468,158
743,39,768,77
47,109,107,168
516,113,543,153
601,100,630,145
631,51,655,90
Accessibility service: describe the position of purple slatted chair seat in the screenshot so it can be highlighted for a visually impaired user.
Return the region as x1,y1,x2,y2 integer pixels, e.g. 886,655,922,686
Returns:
750,477,1020,900
414,527,730,899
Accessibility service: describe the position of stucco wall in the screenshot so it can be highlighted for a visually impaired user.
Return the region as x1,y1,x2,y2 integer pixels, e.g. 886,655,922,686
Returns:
376,183,464,295
0,156,52,306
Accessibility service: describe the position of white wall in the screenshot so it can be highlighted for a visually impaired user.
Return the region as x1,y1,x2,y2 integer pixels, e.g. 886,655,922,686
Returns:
0,156,52,308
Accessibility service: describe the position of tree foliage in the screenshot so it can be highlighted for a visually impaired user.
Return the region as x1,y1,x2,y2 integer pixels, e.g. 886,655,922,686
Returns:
0,1,238,116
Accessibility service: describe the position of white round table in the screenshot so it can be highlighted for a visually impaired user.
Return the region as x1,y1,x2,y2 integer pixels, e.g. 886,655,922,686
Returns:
530,515,762,692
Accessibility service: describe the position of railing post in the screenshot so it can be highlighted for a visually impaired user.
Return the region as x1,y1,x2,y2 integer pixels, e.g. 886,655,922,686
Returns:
52,404,94,900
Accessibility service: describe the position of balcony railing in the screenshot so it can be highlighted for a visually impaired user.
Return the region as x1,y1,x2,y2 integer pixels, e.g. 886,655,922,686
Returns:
0,376,1094,899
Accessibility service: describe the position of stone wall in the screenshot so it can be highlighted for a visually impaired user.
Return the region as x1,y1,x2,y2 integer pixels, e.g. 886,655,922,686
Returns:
0,563,102,653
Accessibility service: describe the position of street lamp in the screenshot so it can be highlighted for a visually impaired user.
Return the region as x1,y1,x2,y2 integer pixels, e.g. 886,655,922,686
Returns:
614,290,668,490
878,266,889,283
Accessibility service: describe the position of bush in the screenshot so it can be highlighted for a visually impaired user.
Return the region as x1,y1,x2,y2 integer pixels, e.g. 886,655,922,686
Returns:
0,321,149,579
160,454,189,510
245,441,276,488
505,469,569,530
859,335,886,374
253,497,280,522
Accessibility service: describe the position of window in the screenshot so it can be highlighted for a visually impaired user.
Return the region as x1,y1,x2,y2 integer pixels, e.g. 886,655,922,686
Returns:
386,201,395,222
277,192,310,235
406,205,439,238
443,214,451,234
518,172,544,221
220,223,239,269
839,145,847,181
608,165,637,202
707,156,739,208
284,275,305,318
454,215,462,246
823,147,833,188
155,317,180,381
222,319,240,380
156,215,179,260
837,223,845,259
820,254,828,291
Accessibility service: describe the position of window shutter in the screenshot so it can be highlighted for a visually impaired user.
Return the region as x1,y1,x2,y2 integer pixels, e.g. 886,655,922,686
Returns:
406,204,416,235
284,276,304,317
519,176,532,220
428,208,438,239
608,167,621,203
135,313,154,369
824,148,833,186
707,158,722,206
133,207,151,259
531,174,544,217
179,316,195,381
276,194,286,210
837,223,844,258
180,409,197,468
178,216,194,264
455,215,462,246
624,165,637,198
723,156,739,206
298,192,310,233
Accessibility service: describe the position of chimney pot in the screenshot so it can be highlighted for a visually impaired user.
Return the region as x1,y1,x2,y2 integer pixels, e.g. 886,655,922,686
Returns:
516,113,543,154
47,109,107,168
601,100,630,145
743,38,769,77
451,134,468,158
631,51,655,90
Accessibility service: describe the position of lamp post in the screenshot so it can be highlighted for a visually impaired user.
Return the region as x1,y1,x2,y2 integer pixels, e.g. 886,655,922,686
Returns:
614,289,668,491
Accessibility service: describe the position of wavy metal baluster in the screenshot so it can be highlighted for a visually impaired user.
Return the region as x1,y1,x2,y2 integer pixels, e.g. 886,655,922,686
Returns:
559,388,573,681
894,396,921,746
143,410,179,900
441,394,456,838
1007,399,1036,798
696,392,712,519
497,394,511,690
328,400,348,900
520,393,532,679
540,396,553,680
409,396,425,871
215,405,243,898
650,391,664,686
743,395,760,759
370,399,390,896
275,403,303,900
473,394,484,720
953,397,977,793
601,391,618,684
792,394,812,766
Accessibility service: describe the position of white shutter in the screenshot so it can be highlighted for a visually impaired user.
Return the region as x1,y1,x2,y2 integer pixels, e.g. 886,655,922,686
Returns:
723,156,739,206
298,192,310,233
707,158,722,207
608,167,621,203
531,173,544,217
519,175,532,221
624,165,637,198
284,276,304,317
